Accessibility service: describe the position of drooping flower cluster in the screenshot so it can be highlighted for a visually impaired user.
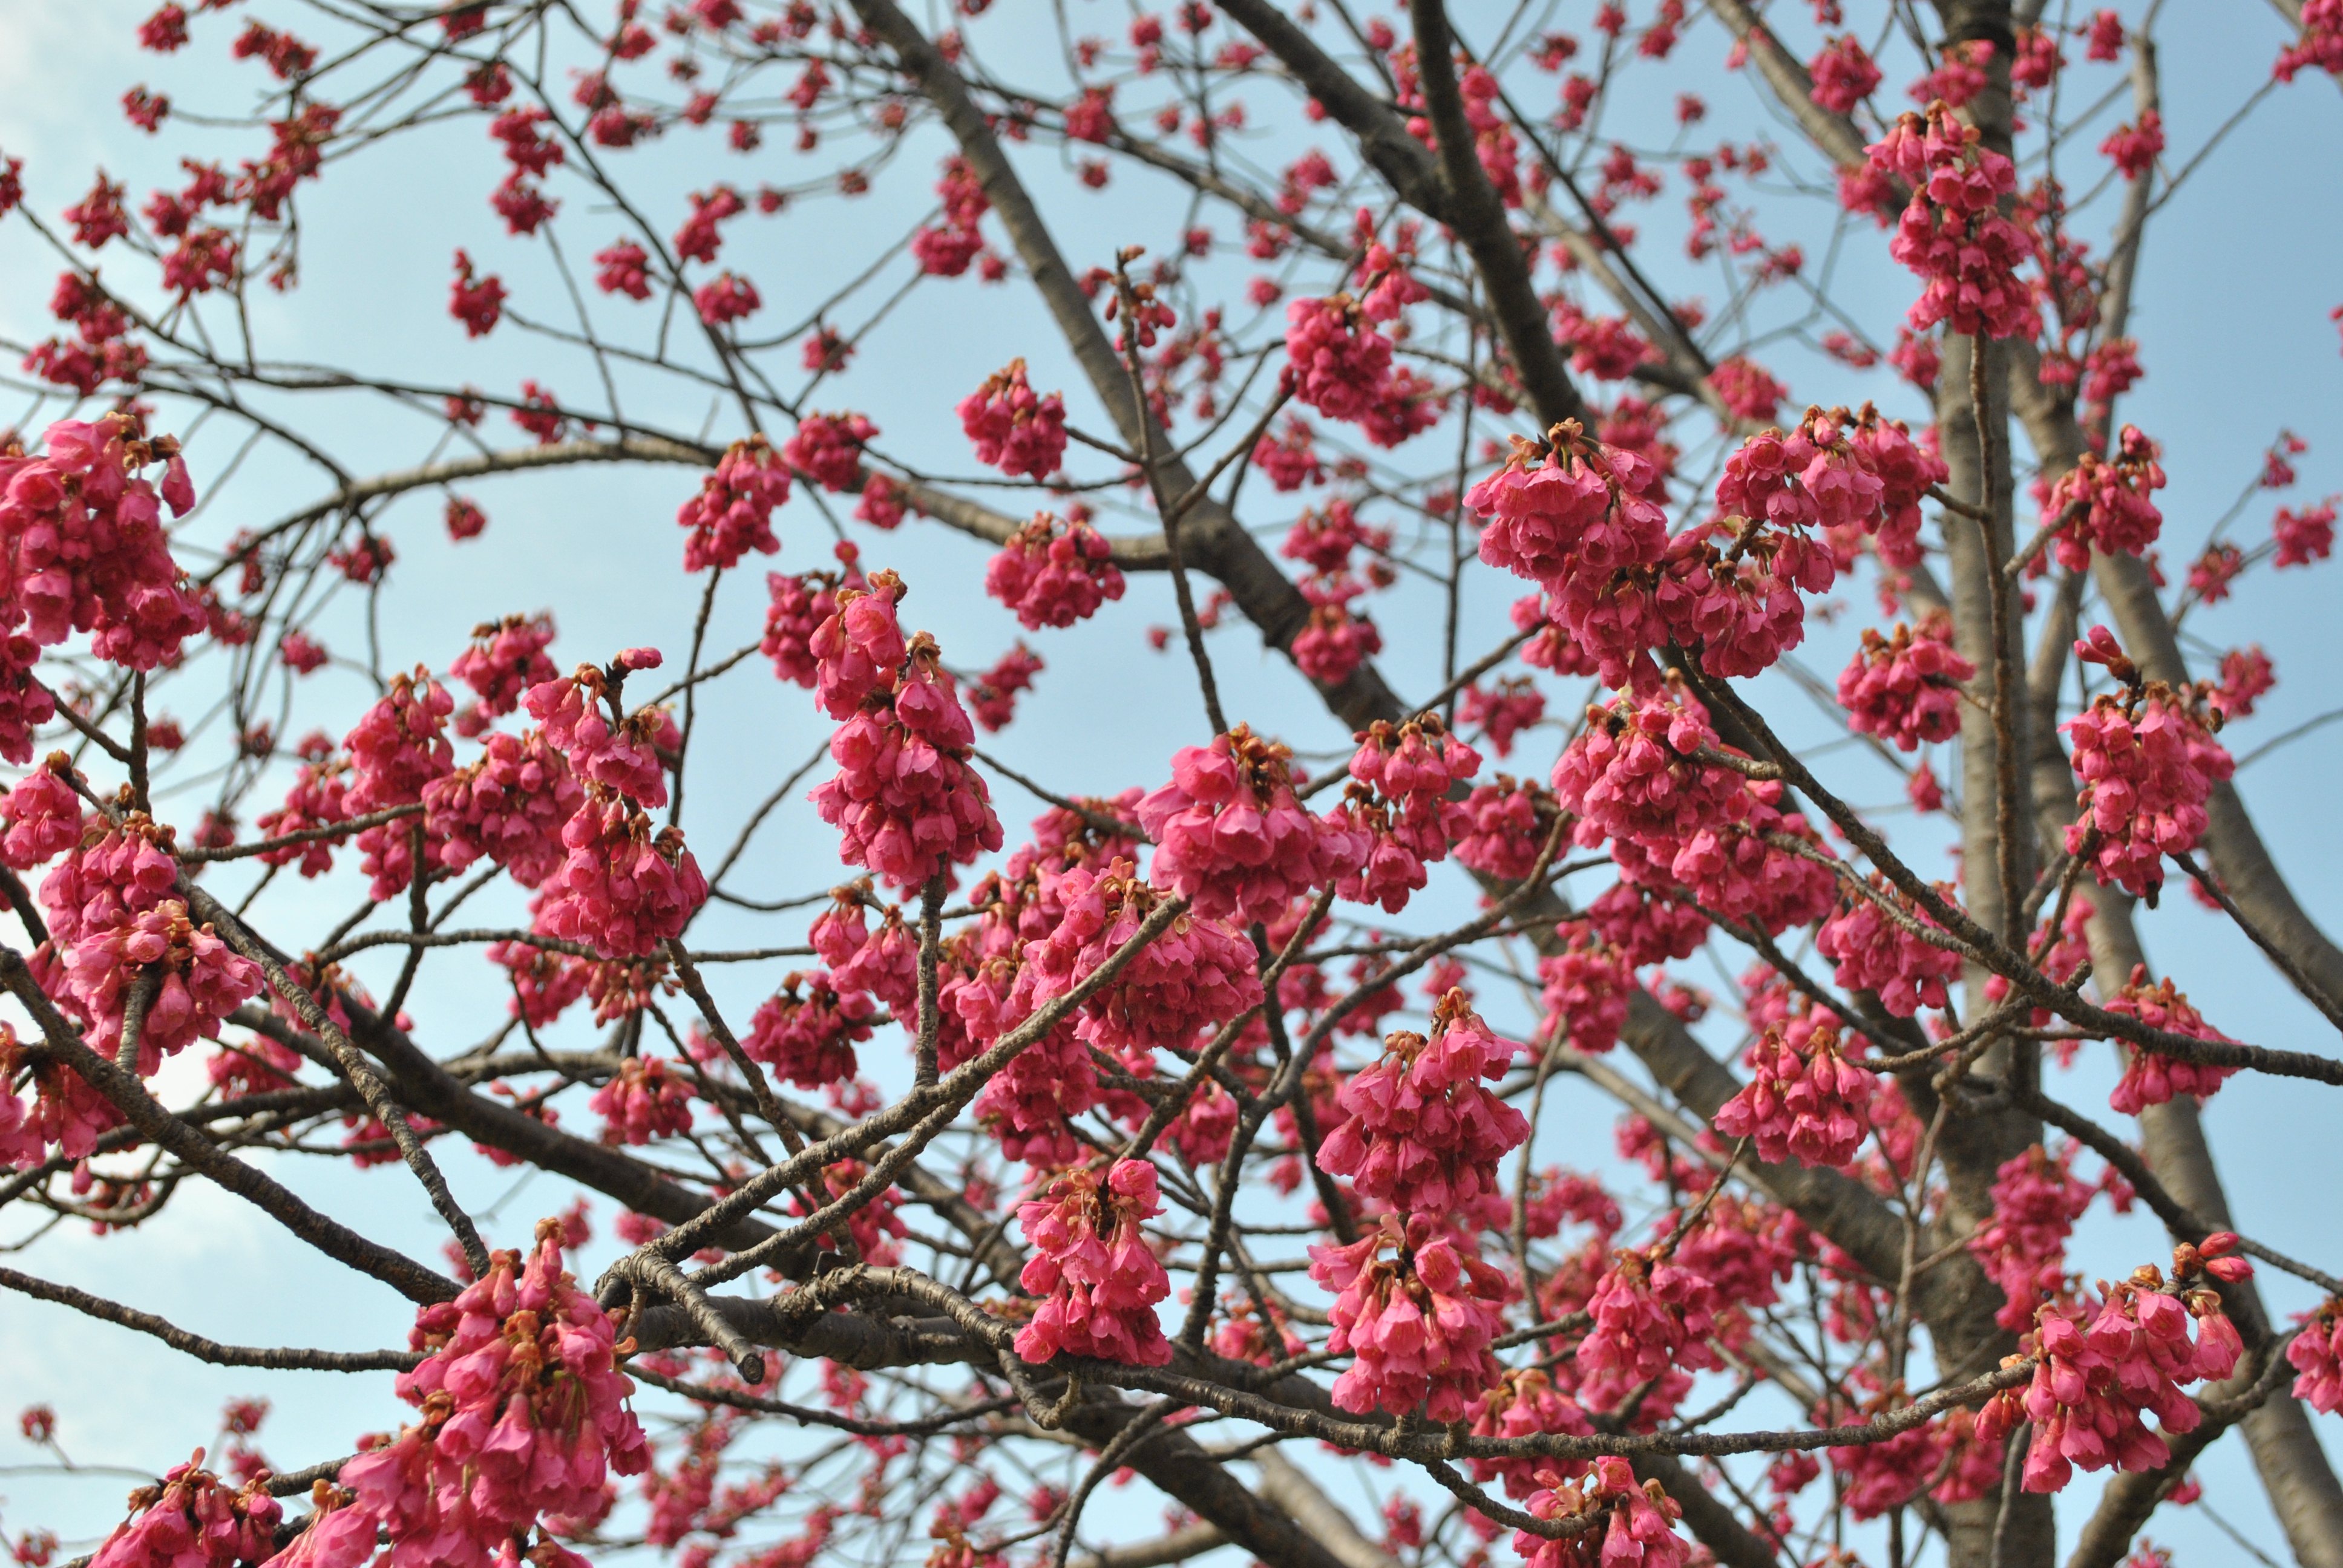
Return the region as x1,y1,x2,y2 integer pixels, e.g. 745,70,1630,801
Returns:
339,1221,649,1562
1712,1019,1877,1169
54,898,264,1073
808,886,918,1011
423,728,582,889
534,788,707,959
1808,34,1883,114
984,513,1126,630
1576,1244,1721,1412
1317,991,1529,1214
2103,965,2238,1115
448,614,557,737
1511,1456,1691,1568
957,359,1067,480
1980,1258,2242,1493
1968,1143,2096,1332
0,416,208,694
1450,776,1558,883
1866,100,2040,341
1283,294,1437,448
1553,685,1746,850
523,654,671,809
588,1055,694,1146
761,562,853,690
2063,645,2233,898
2043,426,2167,570
2287,1297,2343,1414
784,411,877,493
1815,876,1965,1017
1536,927,1633,1056
1014,859,1261,1056
1291,580,1383,687
1013,1158,1173,1366
1837,616,1974,750
1309,1212,1510,1420
88,1451,282,1568
807,586,1004,890
1468,1367,1594,1501
1136,724,1365,925
742,970,875,1088
676,434,790,573
1328,715,1479,913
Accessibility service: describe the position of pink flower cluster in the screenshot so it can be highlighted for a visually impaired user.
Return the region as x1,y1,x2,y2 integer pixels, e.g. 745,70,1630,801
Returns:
1969,1143,2096,1332
55,898,263,1074
958,359,1067,480
2043,426,2166,570
809,887,918,1011
1866,101,2040,341
1329,715,1479,912
1981,1266,2240,1494
808,611,1004,890
1309,1213,1510,1420
424,728,582,889
1450,776,1556,883
340,1222,649,1564
2287,1298,2343,1414
2063,669,2232,899
1536,927,1633,1056
449,614,557,737
1576,1246,1720,1411
534,788,708,959
1317,990,1528,1214
1712,1019,1876,1169
1,759,80,870
0,416,207,696
2103,965,2238,1115
1291,583,1383,687
589,1054,693,1145
1553,686,1746,850
676,435,790,573
1015,859,1260,1056
1467,425,1668,586
1816,876,1965,1017
761,563,852,690
784,411,877,494
1837,616,1973,750
1014,1159,1173,1366
1808,34,1883,113
2273,498,2336,568
1459,677,1545,758
744,970,876,1088
89,1452,281,1568
1512,1457,1691,1568
1136,725,1365,925
985,513,1126,629
1468,1368,1593,1501
524,656,671,809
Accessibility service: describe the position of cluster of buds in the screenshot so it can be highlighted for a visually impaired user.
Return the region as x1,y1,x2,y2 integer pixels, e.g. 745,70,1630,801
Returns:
1711,1019,1878,1169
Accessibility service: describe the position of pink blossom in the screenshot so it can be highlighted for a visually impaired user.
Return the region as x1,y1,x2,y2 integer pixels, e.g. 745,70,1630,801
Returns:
588,1055,693,1145
2044,426,2166,570
1706,356,1788,423
1,757,82,871
55,898,263,1073
809,633,1003,892
2287,1297,2343,1413
0,414,208,671
808,573,908,720
1809,35,1882,113
2100,111,2164,179
743,970,874,1088
677,436,790,572
984,514,1126,629
255,760,351,878
1291,584,1383,686
2273,498,2336,567
1712,1019,1876,1169
1014,860,1261,1057
784,411,877,493
2063,664,2232,900
1014,1160,1174,1366
1318,990,1527,1214
1309,1213,1510,1420
1465,424,1668,584
1512,1455,1689,1568
594,239,652,299
2103,965,2237,1115
1280,498,1389,576
344,1221,649,1560
448,613,558,736
90,1452,281,1568
534,788,707,958
1135,725,1367,926
1866,102,2040,341
344,668,456,818
1816,875,1964,1016
422,728,582,888
1576,1244,1720,1412
761,564,852,690
523,663,671,809
1838,616,1973,749
1536,927,1633,1055
1450,776,1557,883
447,249,505,337
1468,1368,1592,1501
1283,295,1394,423
1552,685,1748,851
692,270,759,327
809,886,919,1011
968,643,1043,732
1969,1143,2096,1332
958,360,1068,479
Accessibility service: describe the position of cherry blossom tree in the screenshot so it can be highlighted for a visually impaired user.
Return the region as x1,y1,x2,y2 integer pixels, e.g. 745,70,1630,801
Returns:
0,4,2340,1568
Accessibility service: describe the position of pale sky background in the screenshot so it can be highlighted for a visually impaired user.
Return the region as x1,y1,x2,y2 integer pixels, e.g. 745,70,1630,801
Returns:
0,2,2338,1564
